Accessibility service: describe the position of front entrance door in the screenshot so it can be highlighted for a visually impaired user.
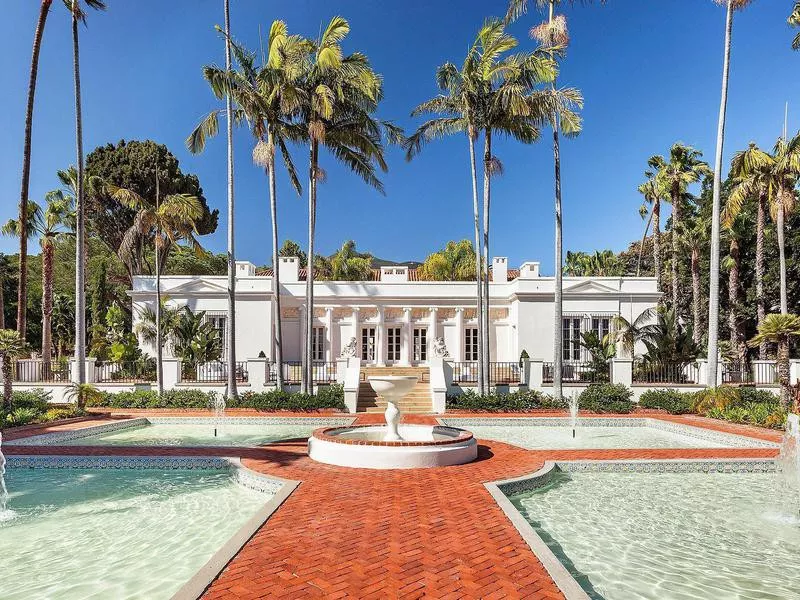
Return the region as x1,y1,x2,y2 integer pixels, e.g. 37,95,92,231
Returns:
361,327,376,362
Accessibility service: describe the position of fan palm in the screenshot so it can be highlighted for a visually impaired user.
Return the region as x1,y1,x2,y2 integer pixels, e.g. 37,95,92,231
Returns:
707,0,754,387
611,308,656,359
748,314,800,408
68,0,106,385
2,192,74,366
769,132,800,315
677,212,708,346
637,307,701,368
0,329,26,411
790,2,800,50
189,22,306,391
638,165,664,284
294,16,396,392
649,144,710,312
725,142,772,358
506,0,591,402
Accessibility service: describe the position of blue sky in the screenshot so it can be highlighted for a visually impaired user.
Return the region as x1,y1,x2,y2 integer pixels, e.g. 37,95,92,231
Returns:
2,0,798,274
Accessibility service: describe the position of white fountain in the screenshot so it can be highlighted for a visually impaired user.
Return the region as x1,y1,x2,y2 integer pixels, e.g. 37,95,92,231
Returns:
308,375,477,469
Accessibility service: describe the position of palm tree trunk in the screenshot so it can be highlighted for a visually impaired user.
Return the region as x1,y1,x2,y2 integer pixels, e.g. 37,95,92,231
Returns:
18,1,53,343
304,140,318,395
482,129,492,395
706,0,734,386
553,127,564,401
155,172,164,397
223,0,238,400
468,132,484,395
778,338,790,408
728,237,744,364
41,239,54,368
0,266,5,330
71,1,86,386
671,190,681,311
2,355,11,411
692,246,701,345
267,132,284,391
756,191,766,358
653,200,661,287
636,209,653,277
777,202,788,315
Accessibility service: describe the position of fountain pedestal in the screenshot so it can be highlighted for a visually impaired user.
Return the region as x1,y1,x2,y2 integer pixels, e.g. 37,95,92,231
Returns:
367,376,418,442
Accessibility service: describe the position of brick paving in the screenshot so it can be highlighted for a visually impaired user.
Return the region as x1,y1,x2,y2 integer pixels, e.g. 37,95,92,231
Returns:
3,411,783,599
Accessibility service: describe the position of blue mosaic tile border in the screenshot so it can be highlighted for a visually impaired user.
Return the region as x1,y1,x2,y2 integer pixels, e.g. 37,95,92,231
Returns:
439,416,778,448
6,418,150,446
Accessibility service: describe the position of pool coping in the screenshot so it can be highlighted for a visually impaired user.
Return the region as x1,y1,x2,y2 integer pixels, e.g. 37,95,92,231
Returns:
485,457,779,600
439,416,779,449
5,454,300,600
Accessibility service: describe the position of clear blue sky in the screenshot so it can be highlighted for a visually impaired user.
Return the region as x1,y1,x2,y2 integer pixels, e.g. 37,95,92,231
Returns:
2,0,798,274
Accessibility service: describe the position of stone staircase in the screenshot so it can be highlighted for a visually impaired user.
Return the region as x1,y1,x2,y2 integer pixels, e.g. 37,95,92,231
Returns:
356,366,432,413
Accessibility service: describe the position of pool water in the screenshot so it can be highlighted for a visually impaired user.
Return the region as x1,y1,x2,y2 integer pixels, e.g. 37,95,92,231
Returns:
0,468,269,599
462,425,731,449
512,471,800,599
57,421,328,447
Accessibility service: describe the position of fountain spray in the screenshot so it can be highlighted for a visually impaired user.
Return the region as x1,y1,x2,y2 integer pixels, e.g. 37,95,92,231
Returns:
0,432,9,514
568,393,579,439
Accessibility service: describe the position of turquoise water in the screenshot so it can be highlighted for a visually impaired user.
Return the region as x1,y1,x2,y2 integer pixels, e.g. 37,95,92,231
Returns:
60,422,320,447
513,471,800,599
465,425,730,449
0,468,269,599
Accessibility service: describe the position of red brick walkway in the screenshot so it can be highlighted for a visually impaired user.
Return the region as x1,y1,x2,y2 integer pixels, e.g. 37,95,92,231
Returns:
4,412,782,599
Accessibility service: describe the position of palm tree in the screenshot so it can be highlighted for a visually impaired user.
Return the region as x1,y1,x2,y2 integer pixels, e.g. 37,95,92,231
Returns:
677,213,708,346
790,2,800,50
769,133,800,315
295,17,395,393
506,0,590,403
2,192,74,368
105,184,205,394
638,166,663,284
611,308,656,359
64,382,101,411
707,0,753,387
189,21,305,391
69,0,106,386
0,329,26,411
649,144,710,312
725,142,772,358
749,314,800,408
17,0,57,343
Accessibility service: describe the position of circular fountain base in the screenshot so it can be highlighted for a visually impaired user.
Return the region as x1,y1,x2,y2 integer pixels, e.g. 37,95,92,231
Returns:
308,425,478,469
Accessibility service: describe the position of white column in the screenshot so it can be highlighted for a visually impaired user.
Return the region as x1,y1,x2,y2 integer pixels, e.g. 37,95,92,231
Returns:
401,308,412,365
299,305,306,365
376,307,385,366
352,307,361,363
324,307,333,362
428,307,438,363
454,308,464,361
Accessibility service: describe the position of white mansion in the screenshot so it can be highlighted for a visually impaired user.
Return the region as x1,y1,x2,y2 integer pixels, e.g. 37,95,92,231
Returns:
130,256,659,370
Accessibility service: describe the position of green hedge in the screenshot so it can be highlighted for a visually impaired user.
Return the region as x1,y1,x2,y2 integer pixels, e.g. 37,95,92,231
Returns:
88,389,215,409
638,389,695,415
447,389,565,412
236,384,345,412
577,383,635,414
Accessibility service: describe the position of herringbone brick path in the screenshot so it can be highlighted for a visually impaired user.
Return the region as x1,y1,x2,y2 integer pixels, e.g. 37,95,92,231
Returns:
4,411,782,599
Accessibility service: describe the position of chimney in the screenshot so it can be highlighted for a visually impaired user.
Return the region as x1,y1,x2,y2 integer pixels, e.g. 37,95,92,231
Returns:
235,261,256,277
492,257,508,283
519,261,540,279
279,257,299,282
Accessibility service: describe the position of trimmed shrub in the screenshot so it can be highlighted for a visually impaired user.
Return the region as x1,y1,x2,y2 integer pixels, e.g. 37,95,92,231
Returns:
446,388,565,412
737,387,781,406
577,383,635,414
10,389,52,412
88,389,215,409
638,389,694,414
5,407,40,427
692,386,740,414
238,384,345,412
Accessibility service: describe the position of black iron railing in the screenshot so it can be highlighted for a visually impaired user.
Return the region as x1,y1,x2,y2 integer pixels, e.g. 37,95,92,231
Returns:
95,361,156,383
182,361,249,383
633,362,700,385
543,362,605,384
12,359,70,383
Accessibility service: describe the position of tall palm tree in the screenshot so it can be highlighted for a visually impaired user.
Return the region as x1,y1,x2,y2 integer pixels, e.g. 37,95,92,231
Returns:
748,314,800,408
707,0,753,387
677,213,708,346
2,192,74,367
790,1,800,50
769,132,800,315
649,144,710,312
106,184,205,395
725,142,772,358
17,0,56,343
0,329,26,411
188,21,305,391
406,59,487,393
637,167,663,282
506,0,592,402
295,17,395,393
69,0,106,386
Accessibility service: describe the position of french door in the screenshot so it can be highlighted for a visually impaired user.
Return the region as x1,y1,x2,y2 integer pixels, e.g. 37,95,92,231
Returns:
361,327,376,361
413,328,427,362
387,327,401,362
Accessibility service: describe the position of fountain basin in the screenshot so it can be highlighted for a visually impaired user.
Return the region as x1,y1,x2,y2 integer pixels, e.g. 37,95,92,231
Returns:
308,425,478,469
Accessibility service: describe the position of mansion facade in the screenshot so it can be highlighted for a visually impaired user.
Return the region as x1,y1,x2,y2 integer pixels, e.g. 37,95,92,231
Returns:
130,257,660,367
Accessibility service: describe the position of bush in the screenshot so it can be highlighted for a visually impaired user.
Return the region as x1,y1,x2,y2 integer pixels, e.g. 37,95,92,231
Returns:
10,389,52,412
447,388,565,412
577,383,635,414
704,402,786,429
4,407,40,427
638,389,694,414
692,386,740,413
237,384,345,412
737,387,781,406
88,389,216,409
